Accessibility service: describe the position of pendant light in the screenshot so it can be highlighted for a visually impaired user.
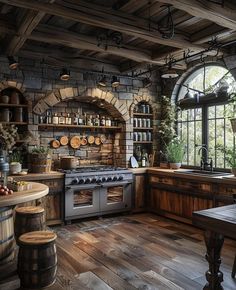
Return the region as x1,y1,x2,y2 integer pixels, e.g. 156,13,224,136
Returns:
8,56,18,70
98,75,107,87
111,76,120,88
161,67,178,79
60,68,70,81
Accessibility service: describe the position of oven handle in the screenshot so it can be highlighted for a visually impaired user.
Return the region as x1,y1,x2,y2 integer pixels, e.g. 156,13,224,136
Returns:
100,180,132,187
65,184,101,190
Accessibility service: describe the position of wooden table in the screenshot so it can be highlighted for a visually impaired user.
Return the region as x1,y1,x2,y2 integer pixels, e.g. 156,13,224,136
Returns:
0,182,49,265
193,204,236,290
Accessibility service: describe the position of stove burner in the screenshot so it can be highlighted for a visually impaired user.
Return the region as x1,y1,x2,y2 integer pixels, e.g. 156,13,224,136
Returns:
58,166,127,174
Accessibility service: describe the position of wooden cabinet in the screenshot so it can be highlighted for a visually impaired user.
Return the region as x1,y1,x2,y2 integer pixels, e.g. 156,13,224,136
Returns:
132,173,147,212
13,174,64,225
149,172,215,223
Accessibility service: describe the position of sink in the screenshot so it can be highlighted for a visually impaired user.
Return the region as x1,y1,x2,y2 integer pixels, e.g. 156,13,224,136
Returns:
174,170,231,176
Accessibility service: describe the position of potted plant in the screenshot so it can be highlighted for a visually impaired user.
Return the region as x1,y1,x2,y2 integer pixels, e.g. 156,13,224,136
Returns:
164,137,186,169
9,150,23,174
158,95,179,168
30,146,52,173
217,145,236,176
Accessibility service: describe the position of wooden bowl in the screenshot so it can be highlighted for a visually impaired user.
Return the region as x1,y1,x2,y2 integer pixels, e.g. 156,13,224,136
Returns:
95,137,101,146
60,136,68,146
50,139,60,149
70,136,81,149
87,135,95,145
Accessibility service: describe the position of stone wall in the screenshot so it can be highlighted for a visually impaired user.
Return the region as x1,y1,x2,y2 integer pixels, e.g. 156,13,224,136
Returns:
0,56,161,168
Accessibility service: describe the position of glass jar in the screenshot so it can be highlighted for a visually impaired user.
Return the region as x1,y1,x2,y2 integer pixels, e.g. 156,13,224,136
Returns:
101,116,106,126
52,113,58,125
59,113,65,124
133,132,137,141
133,118,137,127
106,117,111,127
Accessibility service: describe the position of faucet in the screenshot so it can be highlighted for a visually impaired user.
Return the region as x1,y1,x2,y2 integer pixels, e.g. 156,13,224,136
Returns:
197,145,213,171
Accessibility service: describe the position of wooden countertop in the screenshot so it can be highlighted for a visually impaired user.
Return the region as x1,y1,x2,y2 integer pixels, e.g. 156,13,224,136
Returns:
9,171,64,181
147,168,236,184
0,182,49,207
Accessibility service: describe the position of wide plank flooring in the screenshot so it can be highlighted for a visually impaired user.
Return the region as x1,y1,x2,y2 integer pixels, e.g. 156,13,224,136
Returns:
1,213,236,289
51,213,236,290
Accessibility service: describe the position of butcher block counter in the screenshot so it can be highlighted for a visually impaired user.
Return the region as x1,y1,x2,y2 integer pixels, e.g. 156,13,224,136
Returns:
10,171,65,225
137,167,236,224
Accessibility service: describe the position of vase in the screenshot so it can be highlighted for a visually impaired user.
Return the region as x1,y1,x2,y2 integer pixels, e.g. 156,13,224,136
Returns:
231,168,236,176
169,162,181,169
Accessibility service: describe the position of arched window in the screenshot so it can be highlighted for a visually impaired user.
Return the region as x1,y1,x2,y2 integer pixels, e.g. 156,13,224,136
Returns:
176,63,236,169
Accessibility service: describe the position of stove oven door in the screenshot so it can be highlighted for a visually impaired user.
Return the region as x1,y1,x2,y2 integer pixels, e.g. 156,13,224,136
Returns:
100,181,132,213
65,184,100,220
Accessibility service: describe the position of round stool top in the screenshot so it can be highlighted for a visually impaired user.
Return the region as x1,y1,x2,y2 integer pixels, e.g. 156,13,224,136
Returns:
16,206,44,214
19,231,57,245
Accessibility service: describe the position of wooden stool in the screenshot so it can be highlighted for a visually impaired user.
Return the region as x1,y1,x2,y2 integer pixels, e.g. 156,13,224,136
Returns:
14,206,45,243
17,231,57,289
0,206,15,264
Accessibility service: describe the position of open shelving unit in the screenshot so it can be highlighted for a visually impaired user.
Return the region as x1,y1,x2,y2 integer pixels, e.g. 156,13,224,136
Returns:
38,124,122,130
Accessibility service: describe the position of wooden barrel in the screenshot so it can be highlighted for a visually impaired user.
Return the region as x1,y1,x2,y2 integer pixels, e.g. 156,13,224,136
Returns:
0,206,15,264
30,153,52,173
14,206,45,244
18,231,57,289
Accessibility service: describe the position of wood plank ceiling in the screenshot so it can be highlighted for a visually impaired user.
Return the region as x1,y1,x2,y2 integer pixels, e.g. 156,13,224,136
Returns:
0,0,236,75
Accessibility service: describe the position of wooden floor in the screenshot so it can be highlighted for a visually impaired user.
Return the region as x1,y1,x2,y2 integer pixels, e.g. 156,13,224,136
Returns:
1,213,236,289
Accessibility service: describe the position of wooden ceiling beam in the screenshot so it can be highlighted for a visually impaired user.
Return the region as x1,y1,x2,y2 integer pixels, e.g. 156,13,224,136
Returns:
26,25,174,65
0,0,206,51
6,10,46,55
156,0,236,31
18,48,120,73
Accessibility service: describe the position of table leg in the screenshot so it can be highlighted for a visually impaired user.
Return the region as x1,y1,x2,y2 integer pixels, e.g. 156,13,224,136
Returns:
203,230,224,290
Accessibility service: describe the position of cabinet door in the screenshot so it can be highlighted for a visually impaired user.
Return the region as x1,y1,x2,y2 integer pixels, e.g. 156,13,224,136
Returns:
133,174,146,212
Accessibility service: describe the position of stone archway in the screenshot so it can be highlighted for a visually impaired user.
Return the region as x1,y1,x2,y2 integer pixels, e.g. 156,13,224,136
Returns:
33,87,129,122
129,89,159,118
0,80,25,94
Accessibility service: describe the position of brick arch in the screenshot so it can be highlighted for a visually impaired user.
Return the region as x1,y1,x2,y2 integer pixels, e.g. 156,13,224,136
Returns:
0,80,25,94
33,87,129,121
129,89,158,118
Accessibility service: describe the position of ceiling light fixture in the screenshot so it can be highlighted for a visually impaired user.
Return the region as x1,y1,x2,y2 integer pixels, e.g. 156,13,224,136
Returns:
8,56,18,70
60,68,70,81
98,76,107,87
111,76,120,88
161,67,178,79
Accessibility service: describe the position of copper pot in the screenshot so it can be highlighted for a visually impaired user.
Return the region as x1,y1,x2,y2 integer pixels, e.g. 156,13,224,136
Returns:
60,156,79,169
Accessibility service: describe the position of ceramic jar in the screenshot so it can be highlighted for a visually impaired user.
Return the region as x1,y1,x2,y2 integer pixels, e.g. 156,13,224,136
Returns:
0,108,12,122
0,95,9,104
10,91,20,104
14,107,23,122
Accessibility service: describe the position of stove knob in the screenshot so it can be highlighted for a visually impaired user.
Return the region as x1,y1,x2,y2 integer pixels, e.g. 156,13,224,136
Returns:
101,176,107,182
78,178,85,184
96,177,102,183
85,178,92,184
91,177,96,183
107,176,112,182
118,175,124,181
112,175,118,181
72,178,79,185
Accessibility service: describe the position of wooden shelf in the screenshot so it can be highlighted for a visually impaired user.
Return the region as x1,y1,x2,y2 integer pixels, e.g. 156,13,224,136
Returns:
0,122,27,125
133,127,153,130
38,124,122,130
133,113,153,117
0,103,28,107
134,141,153,144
